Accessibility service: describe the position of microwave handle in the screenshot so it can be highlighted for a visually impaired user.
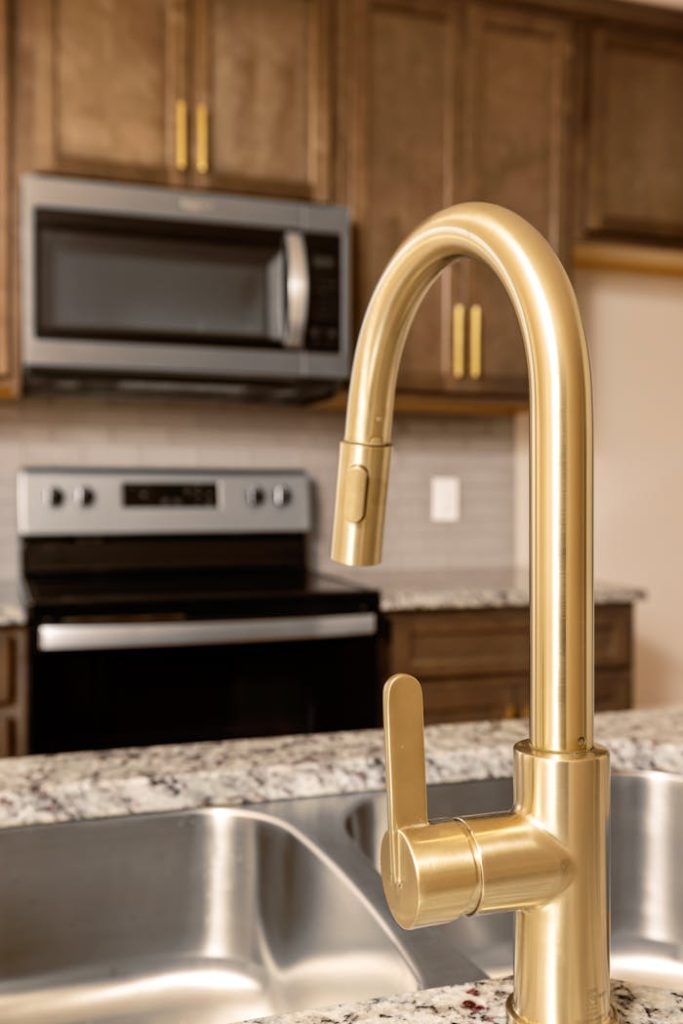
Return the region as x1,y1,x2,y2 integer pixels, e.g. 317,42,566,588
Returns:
282,230,310,349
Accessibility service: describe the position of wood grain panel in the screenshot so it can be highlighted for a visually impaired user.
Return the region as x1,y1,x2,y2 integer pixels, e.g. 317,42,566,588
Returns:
0,630,16,705
193,0,333,198
15,0,188,183
422,674,528,725
0,715,13,757
0,0,9,380
0,628,28,756
344,0,460,390
384,605,633,723
595,669,631,712
461,3,575,396
583,26,683,242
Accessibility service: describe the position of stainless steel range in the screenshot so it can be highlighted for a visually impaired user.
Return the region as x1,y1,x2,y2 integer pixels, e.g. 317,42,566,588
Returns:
18,468,379,754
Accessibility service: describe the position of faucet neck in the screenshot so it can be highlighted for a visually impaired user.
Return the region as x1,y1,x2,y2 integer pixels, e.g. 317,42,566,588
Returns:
339,203,594,754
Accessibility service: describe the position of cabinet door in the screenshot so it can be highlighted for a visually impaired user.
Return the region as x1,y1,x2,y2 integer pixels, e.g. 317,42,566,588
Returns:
191,0,334,198
582,26,683,243
458,3,575,397
595,670,631,713
15,0,189,184
342,0,462,392
422,674,528,725
0,0,10,386
0,629,29,756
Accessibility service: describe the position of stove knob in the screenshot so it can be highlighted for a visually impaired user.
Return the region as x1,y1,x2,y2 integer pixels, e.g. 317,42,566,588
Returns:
244,485,265,508
43,486,65,509
74,485,96,508
272,484,291,508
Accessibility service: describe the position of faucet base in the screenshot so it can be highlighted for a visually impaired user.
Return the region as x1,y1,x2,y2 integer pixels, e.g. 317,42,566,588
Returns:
510,741,613,1024
506,995,619,1024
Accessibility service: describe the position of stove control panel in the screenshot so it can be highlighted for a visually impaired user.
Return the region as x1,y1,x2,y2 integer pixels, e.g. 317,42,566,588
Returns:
17,469,312,537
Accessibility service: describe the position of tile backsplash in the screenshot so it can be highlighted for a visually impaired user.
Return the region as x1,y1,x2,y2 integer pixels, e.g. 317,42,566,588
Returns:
0,396,514,580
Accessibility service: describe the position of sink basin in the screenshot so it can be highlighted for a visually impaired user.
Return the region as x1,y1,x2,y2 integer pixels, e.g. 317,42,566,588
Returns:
0,770,679,1023
346,771,683,989
0,807,416,1024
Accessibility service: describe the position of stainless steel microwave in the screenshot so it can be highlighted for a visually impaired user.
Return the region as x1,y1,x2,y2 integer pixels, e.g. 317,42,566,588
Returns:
21,175,351,401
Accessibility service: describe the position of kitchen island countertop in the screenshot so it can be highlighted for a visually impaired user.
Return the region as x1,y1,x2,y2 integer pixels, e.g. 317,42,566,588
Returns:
0,704,680,831
257,977,683,1024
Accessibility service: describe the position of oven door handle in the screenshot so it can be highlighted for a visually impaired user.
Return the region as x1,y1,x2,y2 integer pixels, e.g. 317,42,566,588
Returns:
282,230,310,349
36,612,378,653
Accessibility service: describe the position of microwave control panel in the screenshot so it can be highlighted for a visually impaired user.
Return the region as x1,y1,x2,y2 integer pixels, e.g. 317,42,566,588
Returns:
306,234,341,352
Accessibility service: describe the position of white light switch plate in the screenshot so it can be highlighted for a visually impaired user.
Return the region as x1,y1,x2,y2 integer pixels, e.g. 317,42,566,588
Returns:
430,476,461,523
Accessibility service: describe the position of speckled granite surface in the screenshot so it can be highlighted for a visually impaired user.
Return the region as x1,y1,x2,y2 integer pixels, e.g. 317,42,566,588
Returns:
256,979,683,1024
0,705,680,831
342,567,646,613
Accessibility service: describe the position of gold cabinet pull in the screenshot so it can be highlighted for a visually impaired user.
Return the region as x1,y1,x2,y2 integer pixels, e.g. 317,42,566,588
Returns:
451,302,466,379
195,101,210,175
175,99,189,172
469,303,483,380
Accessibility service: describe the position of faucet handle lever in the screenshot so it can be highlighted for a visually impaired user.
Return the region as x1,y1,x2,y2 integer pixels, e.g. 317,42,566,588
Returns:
383,674,428,884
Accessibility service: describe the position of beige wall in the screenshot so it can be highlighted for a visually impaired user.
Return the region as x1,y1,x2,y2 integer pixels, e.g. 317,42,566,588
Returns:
514,271,683,708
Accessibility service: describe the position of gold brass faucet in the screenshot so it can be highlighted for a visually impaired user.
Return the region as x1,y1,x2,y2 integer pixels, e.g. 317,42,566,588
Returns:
331,204,615,1024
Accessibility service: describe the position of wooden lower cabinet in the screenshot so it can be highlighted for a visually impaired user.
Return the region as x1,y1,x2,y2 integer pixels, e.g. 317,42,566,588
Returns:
0,627,29,756
382,604,632,725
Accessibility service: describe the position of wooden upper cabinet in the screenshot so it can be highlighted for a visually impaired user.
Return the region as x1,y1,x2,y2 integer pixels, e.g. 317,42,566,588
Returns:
456,3,575,398
343,0,461,392
191,0,335,198
15,0,189,184
343,0,575,401
0,0,10,387
582,25,683,244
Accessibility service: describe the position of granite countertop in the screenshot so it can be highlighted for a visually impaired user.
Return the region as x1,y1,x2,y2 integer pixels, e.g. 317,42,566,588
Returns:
0,705,680,830
341,566,646,613
258,979,683,1024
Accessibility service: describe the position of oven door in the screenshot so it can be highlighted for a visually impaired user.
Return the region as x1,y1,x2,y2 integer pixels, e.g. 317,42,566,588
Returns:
30,612,380,753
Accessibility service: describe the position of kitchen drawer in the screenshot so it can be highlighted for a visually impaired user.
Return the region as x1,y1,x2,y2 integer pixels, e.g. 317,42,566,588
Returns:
422,667,630,725
387,609,530,679
595,606,631,668
595,669,631,712
386,605,632,679
0,629,19,705
383,604,634,724
0,714,14,757
422,674,528,725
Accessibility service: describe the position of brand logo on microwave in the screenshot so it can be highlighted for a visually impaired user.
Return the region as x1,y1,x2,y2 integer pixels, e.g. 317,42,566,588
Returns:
176,197,217,214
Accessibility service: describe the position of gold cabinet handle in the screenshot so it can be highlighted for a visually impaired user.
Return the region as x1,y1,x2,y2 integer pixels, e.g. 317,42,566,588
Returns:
469,303,483,380
451,302,466,379
195,101,210,175
175,99,189,172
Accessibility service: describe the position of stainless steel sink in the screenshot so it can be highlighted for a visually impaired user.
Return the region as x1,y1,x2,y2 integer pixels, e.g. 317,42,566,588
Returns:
0,770,679,1023
0,806,418,1024
346,771,683,990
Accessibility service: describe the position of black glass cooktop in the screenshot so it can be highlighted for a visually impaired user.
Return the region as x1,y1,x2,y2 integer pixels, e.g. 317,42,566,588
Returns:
26,570,378,622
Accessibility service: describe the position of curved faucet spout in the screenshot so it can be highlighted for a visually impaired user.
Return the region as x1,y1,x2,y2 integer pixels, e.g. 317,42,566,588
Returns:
331,202,594,755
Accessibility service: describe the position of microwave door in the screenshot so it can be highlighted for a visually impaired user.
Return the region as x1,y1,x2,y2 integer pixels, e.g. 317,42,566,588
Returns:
282,230,310,350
